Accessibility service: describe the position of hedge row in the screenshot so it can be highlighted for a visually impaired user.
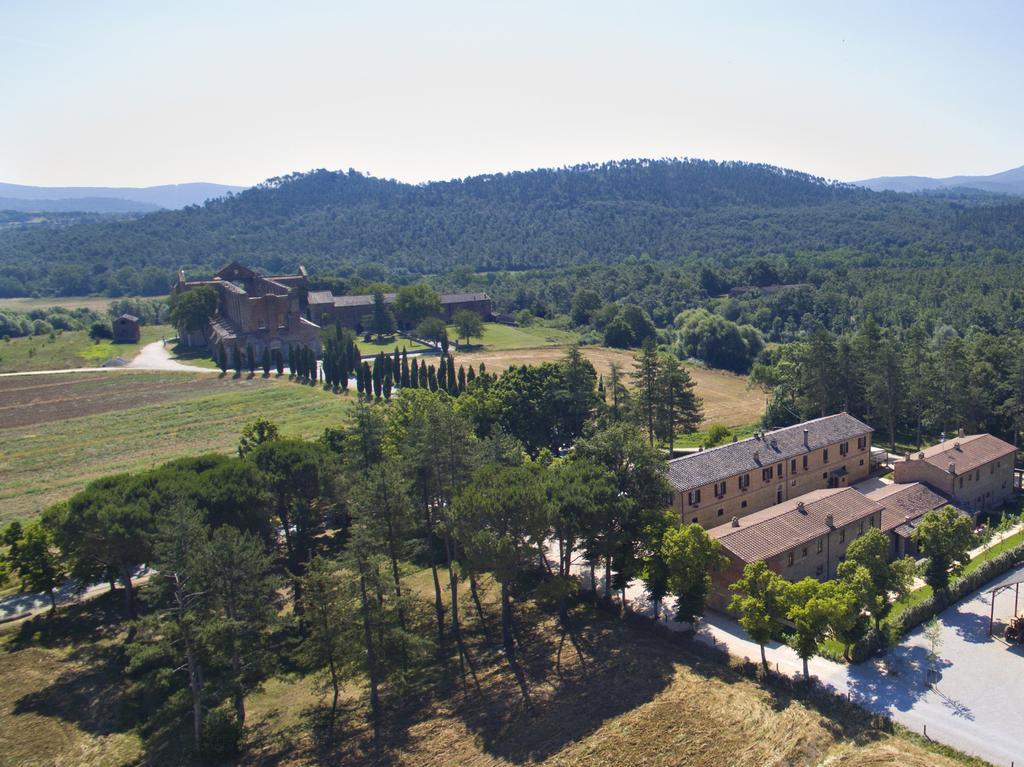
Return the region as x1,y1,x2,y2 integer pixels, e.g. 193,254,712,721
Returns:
851,541,1024,661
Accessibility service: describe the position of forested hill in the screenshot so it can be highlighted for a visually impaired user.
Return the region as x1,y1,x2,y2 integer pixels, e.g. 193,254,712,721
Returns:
1,158,1024,297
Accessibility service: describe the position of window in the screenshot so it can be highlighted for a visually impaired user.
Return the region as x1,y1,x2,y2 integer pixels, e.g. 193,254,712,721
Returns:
822,472,828,480
816,564,824,577
859,459,864,466
823,448,830,463
959,477,963,489
803,455,808,470
839,529,845,542
817,538,823,553
688,489,701,505
717,508,724,517
714,480,726,498
777,463,783,476
762,467,773,482
802,546,808,558
975,470,980,481
738,473,750,490
859,521,864,535
692,517,698,524
857,436,867,450
840,441,848,456
791,459,797,473
869,515,875,527
787,552,794,567
741,500,748,508
991,464,994,475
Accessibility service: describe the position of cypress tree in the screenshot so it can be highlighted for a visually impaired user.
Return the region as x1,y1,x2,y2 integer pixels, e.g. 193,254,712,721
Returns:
458,364,467,393
217,344,227,374
383,372,393,401
447,355,457,393
372,360,383,399
479,361,487,376
356,361,365,396
261,347,271,377
419,360,429,388
362,361,372,400
288,346,295,378
441,330,450,355
275,349,284,376
393,347,401,377
247,344,256,375
401,349,410,388
438,356,448,391
351,341,360,374
408,357,418,388
467,365,476,383
428,364,438,392
233,344,242,376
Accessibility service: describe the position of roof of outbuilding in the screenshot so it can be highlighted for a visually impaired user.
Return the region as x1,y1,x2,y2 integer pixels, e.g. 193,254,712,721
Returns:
708,487,884,562
666,413,873,492
116,313,139,322
905,434,1016,476
867,482,952,533
307,291,335,305
440,292,490,302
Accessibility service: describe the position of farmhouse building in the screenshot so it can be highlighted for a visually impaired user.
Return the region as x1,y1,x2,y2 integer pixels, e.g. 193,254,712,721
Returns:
707,487,884,609
174,262,322,358
307,290,493,331
868,482,970,558
667,413,873,529
111,313,140,343
893,433,1016,512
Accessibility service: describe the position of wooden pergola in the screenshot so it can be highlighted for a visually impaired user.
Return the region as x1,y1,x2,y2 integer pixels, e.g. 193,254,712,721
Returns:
987,578,1024,636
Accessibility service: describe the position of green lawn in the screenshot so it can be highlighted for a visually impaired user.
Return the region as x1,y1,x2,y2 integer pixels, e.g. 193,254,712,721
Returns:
360,333,431,353
0,373,354,523
0,324,172,373
673,424,759,449
0,295,162,313
448,321,580,351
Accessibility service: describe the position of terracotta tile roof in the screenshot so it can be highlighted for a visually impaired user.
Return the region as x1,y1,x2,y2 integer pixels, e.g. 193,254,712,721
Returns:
905,434,1016,476
867,482,952,533
708,487,883,562
117,313,139,322
666,413,872,492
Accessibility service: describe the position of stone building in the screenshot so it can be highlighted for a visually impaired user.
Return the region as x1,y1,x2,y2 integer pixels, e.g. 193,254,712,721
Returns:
111,313,140,343
707,487,885,610
307,290,493,331
667,413,873,529
893,433,1016,513
173,262,321,358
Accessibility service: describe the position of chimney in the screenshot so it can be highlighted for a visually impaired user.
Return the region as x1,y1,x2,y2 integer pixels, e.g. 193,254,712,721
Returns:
797,501,806,514
917,452,925,460
754,449,761,464
948,462,956,475
755,432,762,441
732,435,738,443
825,512,834,528
958,427,965,438
953,441,961,451
803,428,809,448
698,446,704,452
770,438,778,450
731,516,740,527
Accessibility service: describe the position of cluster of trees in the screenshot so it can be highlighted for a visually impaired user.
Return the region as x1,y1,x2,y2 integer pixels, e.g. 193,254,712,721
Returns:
673,308,764,373
751,318,1024,448
354,350,483,401
0,305,104,339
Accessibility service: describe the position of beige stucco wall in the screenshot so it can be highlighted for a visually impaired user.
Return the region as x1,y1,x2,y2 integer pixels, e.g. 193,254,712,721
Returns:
894,455,1014,511
675,433,872,529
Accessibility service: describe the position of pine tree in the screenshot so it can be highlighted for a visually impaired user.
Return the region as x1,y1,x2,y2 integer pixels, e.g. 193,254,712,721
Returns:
632,338,661,445
656,354,703,448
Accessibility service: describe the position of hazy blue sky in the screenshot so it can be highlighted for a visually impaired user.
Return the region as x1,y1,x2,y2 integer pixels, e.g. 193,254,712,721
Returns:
2,0,1021,187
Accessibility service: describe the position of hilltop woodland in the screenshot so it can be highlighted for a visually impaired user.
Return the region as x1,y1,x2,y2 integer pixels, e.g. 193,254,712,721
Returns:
1,337,990,765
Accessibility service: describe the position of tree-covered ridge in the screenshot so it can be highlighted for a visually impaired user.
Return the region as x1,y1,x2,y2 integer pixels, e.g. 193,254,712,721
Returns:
3,157,1023,297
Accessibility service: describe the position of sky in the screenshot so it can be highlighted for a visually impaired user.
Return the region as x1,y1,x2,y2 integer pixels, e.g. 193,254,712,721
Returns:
2,0,1022,188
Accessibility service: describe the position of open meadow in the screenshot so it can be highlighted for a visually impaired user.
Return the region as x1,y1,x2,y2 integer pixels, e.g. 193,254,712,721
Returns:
0,372,353,523
0,324,173,373
0,296,162,313
448,321,581,351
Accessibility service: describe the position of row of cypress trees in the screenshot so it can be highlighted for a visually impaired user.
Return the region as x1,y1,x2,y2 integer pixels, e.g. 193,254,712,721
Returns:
354,350,487,400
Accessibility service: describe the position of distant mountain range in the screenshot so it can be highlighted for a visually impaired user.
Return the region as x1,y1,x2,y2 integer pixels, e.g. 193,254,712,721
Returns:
854,165,1024,195
0,181,248,213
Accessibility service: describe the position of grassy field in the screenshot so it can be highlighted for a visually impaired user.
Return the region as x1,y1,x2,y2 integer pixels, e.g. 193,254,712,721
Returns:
0,372,353,523
449,321,580,351
455,344,764,428
362,334,431,353
0,324,173,373
0,580,988,767
0,295,163,313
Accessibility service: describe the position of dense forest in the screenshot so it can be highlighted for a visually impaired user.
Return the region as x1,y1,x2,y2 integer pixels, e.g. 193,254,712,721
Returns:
2,159,1024,313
